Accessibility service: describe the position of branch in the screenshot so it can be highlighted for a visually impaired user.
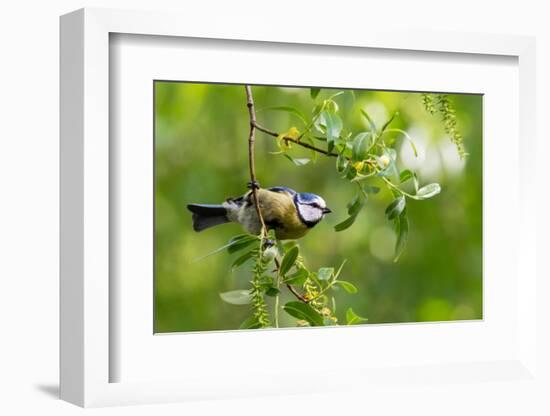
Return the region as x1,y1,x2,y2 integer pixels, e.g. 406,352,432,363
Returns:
245,86,268,236
246,86,310,305
253,122,338,158
273,257,309,303
286,283,310,303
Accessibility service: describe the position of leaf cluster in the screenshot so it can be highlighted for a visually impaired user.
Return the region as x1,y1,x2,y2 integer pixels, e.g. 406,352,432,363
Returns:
219,235,367,328
215,87,460,330
266,88,442,261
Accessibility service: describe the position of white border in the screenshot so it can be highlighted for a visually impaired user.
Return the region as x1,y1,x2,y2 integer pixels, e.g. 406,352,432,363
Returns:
60,8,537,407
112,34,518,383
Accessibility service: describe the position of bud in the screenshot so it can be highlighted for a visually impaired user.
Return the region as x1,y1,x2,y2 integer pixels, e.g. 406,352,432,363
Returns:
262,246,278,261
379,154,391,168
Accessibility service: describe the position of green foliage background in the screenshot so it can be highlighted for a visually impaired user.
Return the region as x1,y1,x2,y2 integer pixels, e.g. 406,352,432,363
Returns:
154,82,482,332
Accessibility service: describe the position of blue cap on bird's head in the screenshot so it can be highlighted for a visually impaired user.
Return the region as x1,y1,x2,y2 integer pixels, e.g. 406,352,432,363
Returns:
296,192,331,212
294,192,332,227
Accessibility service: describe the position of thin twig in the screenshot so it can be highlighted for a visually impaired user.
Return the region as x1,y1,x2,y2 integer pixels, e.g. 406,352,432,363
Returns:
273,257,309,303
286,283,309,303
244,86,268,235
246,86,309,305
254,122,338,157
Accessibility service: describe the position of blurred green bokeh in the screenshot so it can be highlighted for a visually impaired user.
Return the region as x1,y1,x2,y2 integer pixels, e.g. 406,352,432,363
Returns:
154,82,482,333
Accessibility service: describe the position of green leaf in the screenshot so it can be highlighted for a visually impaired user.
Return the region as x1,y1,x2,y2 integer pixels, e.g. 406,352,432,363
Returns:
320,111,343,147
351,132,370,162
265,287,280,297
283,267,309,285
310,88,321,99
416,183,441,199
399,169,414,183
336,152,348,173
283,154,311,166
280,246,299,276
380,111,398,133
385,196,406,220
360,109,377,134
334,215,358,232
229,234,255,243
282,240,298,252
335,280,358,294
231,250,254,268
346,307,368,325
227,237,257,254
317,267,334,281
219,290,252,305
283,301,324,326
347,194,365,217
267,106,307,125
345,164,357,180
195,234,258,261
394,210,409,262
334,198,364,231
307,270,323,288
239,315,260,329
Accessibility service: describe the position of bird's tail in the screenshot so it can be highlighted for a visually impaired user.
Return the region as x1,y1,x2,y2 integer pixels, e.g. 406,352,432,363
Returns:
187,204,230,232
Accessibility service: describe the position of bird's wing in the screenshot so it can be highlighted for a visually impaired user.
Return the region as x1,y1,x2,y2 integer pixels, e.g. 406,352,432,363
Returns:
225,193,247,206
257,189,298,222
267,186,297,196
258,188,308,239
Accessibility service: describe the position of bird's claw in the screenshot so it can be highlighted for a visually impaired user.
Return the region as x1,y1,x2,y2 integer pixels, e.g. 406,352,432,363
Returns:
247,180,261,190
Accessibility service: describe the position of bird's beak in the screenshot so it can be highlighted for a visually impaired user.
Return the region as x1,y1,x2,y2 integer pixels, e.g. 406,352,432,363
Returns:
322,207,332,214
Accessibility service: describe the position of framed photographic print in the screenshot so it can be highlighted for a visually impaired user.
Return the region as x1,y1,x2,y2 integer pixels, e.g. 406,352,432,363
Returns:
60,8,539,408
153,81,482,334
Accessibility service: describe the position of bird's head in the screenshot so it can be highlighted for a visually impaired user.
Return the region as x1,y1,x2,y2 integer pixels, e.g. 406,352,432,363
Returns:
294,192,332,228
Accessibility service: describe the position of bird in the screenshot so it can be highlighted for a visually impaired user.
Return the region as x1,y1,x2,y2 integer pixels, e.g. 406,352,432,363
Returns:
186,185,332,240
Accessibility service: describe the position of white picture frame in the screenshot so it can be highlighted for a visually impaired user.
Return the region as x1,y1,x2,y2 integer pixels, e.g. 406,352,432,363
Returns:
60,7,538,407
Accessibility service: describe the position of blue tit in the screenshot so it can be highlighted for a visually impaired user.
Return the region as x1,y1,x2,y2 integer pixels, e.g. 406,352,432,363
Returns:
187,186,332,240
